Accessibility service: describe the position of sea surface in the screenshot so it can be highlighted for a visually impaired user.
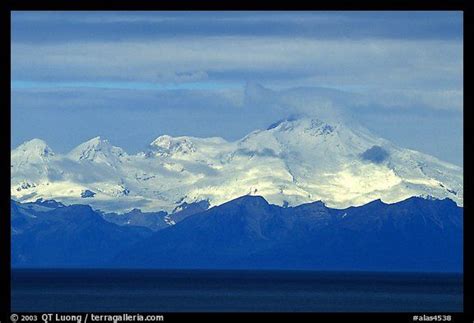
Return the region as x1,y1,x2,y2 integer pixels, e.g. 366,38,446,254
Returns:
11,269,463,312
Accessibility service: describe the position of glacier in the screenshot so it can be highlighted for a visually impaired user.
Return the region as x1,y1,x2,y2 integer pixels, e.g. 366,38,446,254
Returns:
11,117,463,213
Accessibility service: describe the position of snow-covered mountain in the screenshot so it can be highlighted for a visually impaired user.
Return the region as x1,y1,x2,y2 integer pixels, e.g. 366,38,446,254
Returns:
68,136,127,165
11,117,463,213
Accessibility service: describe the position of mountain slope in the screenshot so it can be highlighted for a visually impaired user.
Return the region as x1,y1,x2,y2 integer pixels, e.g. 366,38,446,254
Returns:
11,200,152,267
11,117,463,213
113,195,462,272
99,200,210,231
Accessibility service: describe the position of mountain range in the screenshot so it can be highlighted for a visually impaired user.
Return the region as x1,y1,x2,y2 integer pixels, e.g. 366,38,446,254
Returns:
11,195,462,272
10,116,463,272
11,117,463,216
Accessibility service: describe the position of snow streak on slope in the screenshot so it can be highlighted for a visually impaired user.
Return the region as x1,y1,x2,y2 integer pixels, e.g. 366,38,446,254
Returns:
11,118,463,212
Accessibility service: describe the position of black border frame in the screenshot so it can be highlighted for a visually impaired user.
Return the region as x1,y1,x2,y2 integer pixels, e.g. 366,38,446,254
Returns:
2,1,472,322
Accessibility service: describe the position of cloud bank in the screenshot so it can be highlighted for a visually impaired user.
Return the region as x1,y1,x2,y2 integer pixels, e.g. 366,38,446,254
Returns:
11,11,463,166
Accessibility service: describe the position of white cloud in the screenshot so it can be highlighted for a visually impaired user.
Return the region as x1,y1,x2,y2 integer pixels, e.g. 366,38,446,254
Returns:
12,36,462,111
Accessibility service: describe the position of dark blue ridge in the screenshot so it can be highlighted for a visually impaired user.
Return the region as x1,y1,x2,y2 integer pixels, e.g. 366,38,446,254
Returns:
11,195,463,272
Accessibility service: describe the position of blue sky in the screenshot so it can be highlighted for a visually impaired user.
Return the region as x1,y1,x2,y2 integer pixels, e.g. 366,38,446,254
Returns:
11,11,463,165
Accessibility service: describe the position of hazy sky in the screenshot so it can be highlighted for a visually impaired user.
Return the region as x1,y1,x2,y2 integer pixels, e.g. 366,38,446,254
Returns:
11,11,463,165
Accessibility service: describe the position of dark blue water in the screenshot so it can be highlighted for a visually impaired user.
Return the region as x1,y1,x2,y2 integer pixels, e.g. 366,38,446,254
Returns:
11,269,463,312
